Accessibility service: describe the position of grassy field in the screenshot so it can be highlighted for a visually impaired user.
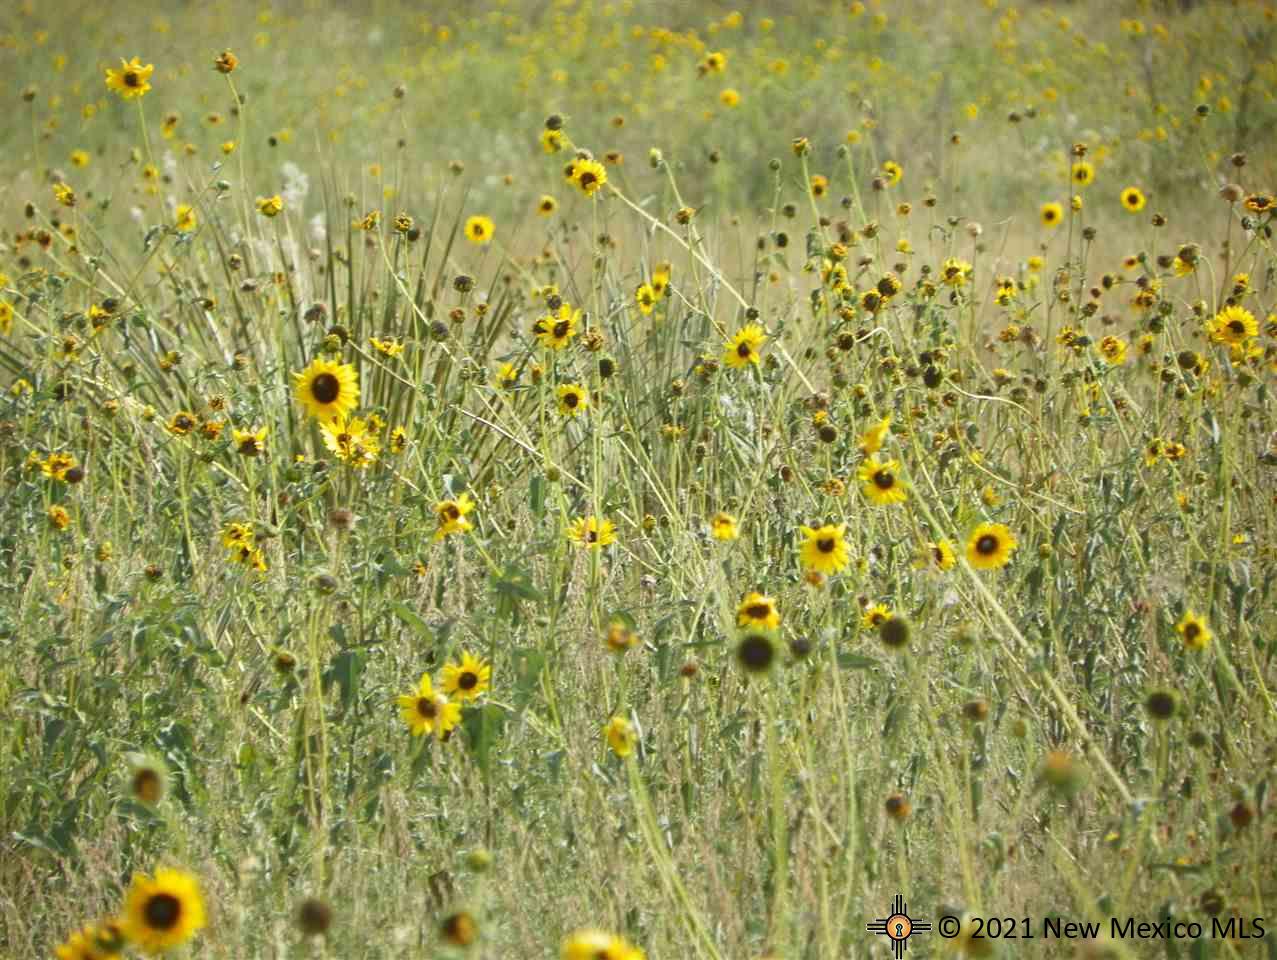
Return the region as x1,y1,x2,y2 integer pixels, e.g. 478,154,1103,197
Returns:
2,1,1276,958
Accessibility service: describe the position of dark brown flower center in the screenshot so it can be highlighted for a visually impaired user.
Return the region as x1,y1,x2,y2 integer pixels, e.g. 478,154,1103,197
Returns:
443,504,460,522
817,537,835,553
144,893,181,930
310,373,341,404
873,470,894,489
586,529,598,542
124,70,142,88
579,171,598,188
737,634,775,672
745,603,771,620
564,392,579,408
416,697,438,719
458,671,478,690
976,535,999,555
736,342,752,358
1227,320,1246,335
1184,622,1200,640
553,320,571,338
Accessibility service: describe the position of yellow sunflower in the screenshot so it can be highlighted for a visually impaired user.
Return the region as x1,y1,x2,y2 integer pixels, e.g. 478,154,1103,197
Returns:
567,515,616,548
570,158,608,196
965,522,1017,570
603,716,636,758
1120,186,1146,212
736,591,781,630
434,492,476,540
120,867,206,954
464,215,494,244
710,511,739,541
441,651,491,700
319,416,380,469
914,539,957,571
723,323,766,368
233,426,267,457
858,415,891,455
105,57,154,99
1176,610,1212,651
1209,305,1257,345
858,456,908,505
1040,202,1064,227
799,523,850,574
635,282,657,315
557,383,589,416
533,303,581,350
1071,160,1095,186
562,929,645,960
56,924,121,960
396,673,462,738
293,357,359,421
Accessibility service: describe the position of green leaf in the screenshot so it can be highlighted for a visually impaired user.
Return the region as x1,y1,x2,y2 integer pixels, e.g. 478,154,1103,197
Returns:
461,703,508,780
491,566,545,603
837,652,876,670
390,602,434,644
323,650,366,712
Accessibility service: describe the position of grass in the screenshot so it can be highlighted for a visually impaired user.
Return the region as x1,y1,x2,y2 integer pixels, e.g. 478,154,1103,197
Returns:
1,1,1275,958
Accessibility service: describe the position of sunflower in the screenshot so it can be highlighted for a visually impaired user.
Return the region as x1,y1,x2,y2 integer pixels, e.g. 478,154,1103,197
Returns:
736,591,780,630
858,456,908,505
858,415,890,455
723,323,766,368
442,651,491,701
120,867,205,954
1209,305,1257,345
799,523,850,574
651,264,670,297
861,603,892,629
1071,160,1095,186
397,674,461,738
965,522,1017,570
1243,193,1274,213
105,57,154,99
55,925,120,960
1120,186,1146,212
537,194,558,215
604,716,637,758
540,128,564,153
570,158,608,196
634,282,657,315
736,633,777,674
174,204,197,232
1040,202,1064,227
0,300,13,335
496,361,520,389
232,426,266,457
293,358,359,421
434,492,476,540
533,302,581,350
719,87,741,107
1176,610,1212,651
440,912,478,948
1098,335,1128,365
710,511,739,541
567,515,616,548
369,336,404,357
42,451,77,481
562,929,646,960
256,195,283,217
557,383,589,416
881,160,903,186
940,257,972,286
166,411,199,436
464,215,494,244
915,539,957,572
319,416,380,469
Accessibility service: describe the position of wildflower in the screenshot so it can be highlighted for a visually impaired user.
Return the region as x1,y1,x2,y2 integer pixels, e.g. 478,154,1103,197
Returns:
1176,610,1211,651
53,182,76,207
562,929,645,960
940,257,972,286
120,868,206,954
369,336,405,357
862,603,892,629
549,381,590,418
1209,305,1257,345
965,522,1017,570
567,515,616,548
1040,202,1064,227
70,149,91,168
128,754,168,806
719,87,740,107
710,512,739,541
48,505,71,530
1098,335,1128,365
858,416,890,455
293,358,358,421
737,592,780,630
703,51,727,73
858,456,908,505
736,632,777,674
604,716,636,758
533,302,581,350
634,282,657,315
173,204,197,233
464,215,494,244
799,524,850,575
496,362,519,389
605,620,640,652
42,452,77,481
915,539,957,571
723,324,766,368
881,160,903,186
537,194,557,215
105,57,154,99
434,492,476,540
442,651,491,701
397,673,461,738
232,426,267,457
319,416,379,469
256,195,283,217
1071,160,1095,186
651,264,671,297
166,411,199,436
55,925,121,960
569,158,608,196
440,912,478,948
1120,186,1146,212
1243,193,1274,213
540,129,564,153
213,50,238,73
